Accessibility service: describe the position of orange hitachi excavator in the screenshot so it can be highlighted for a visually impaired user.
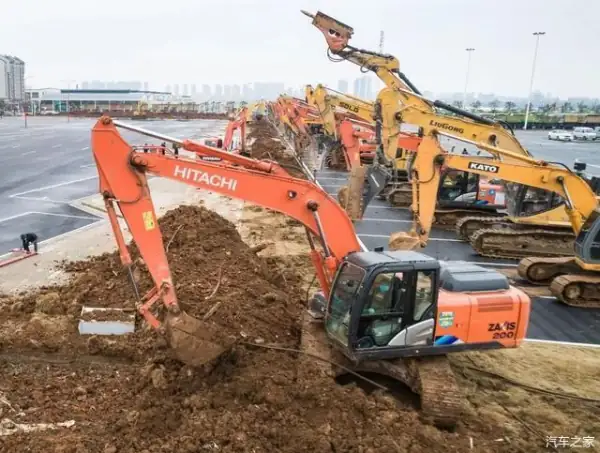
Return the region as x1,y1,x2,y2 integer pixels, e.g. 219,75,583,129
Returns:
92,116,531,427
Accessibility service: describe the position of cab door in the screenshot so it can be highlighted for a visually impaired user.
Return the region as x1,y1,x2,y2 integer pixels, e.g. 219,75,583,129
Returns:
354,269,437,349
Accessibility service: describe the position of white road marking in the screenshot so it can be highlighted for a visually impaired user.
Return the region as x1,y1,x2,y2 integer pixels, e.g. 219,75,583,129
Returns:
525,338,600,349
317,177,347,181
359,218,412,223
81,146,89,151
80,163,95,168
586,164,600,170
22,150,36,156
358,233,463,242
9,175,98,197
30,211,99,221
0,212,34,224
51,144,61,148
11,195,70,204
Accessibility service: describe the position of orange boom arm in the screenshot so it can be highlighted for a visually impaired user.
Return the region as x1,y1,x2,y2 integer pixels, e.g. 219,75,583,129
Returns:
92,117,361,331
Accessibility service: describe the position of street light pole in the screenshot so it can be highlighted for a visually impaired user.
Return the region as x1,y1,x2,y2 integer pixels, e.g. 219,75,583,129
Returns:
463,48,475,108
523,31,545,130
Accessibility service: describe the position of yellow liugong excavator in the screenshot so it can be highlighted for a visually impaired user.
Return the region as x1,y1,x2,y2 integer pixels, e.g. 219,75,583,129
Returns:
398,134,600,308
302,9,588,259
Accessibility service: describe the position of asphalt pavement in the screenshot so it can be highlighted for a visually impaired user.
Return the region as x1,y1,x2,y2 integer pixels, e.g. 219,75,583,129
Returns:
0,116,228,253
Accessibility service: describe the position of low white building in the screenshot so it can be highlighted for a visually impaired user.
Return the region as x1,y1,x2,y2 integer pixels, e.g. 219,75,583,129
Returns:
25,88,186,113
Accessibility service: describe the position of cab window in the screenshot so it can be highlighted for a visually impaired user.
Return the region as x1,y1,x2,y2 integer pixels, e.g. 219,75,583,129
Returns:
327,263,366,346
357,272,407,348
414,271,435,322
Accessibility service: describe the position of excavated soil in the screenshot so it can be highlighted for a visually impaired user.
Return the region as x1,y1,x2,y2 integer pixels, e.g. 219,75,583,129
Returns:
247,120,306,178
0,122,599,453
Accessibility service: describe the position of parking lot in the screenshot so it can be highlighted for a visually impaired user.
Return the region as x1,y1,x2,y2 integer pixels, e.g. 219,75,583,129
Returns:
0,116,228,253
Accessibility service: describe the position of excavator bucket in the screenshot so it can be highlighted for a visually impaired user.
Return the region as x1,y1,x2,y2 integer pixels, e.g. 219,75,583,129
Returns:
338,165,367,220
164,311,236,367
363,163,389,210
389,231,423,251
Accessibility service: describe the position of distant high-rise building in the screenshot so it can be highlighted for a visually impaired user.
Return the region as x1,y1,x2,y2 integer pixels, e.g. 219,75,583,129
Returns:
191,84,197,96
183,84,189,96
0,56,25,101
202,84,211,99
242,84,253,100
143,82,149,91
82,81,90,90
232,84,241,100
224,85,232,100
353,78,361,97
174,84,180,96
353,76,373,100
337,79,349,94
165,85,172,94
215,84,223,99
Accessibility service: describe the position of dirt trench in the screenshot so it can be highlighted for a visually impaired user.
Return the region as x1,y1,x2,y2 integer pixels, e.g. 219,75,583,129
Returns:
0,121,599,453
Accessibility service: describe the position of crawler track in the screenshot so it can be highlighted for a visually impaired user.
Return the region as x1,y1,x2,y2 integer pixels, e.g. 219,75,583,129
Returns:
518,257,600,308
469,228,575,260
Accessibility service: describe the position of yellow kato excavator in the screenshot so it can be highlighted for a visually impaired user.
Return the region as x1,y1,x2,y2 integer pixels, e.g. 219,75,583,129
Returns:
397,134,600,308
301,9,592,256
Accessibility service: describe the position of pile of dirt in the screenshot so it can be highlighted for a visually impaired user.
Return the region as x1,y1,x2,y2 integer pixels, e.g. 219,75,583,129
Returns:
248,120,306,178
0,205,305,360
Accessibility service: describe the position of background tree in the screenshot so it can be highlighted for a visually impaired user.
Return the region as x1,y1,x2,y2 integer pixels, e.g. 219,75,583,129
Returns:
560,102,573,113
504,101,516,113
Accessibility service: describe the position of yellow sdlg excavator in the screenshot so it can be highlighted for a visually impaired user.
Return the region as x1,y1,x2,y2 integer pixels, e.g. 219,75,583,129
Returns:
397,133,600,308
304,83,418,219
301,9,588,257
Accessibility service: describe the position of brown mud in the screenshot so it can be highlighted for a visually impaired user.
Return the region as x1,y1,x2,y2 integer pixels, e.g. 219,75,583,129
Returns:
247,120,306,178
0,122,598,453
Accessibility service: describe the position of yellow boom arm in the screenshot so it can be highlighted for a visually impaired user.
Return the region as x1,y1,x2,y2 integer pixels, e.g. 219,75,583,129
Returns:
303,10,533,161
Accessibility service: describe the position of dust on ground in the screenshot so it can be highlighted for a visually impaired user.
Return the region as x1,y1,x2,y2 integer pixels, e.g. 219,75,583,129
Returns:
0,120,598,453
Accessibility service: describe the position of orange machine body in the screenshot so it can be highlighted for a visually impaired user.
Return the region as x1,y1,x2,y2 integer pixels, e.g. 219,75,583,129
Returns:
435,286,530,348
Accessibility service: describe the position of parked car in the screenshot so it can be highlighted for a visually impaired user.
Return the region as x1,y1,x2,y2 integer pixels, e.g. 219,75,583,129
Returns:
41,110,59,116
573,127,597,140
548,129,573,141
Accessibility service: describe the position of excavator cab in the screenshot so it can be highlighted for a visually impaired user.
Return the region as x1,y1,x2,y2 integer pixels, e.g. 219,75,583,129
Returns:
438,170,505,210
310,250,440,362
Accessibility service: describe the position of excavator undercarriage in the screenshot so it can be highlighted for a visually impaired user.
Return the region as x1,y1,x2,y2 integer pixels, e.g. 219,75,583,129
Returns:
300,302,464,429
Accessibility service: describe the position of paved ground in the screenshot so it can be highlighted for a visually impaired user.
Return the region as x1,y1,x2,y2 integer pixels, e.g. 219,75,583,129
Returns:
0,116,228,253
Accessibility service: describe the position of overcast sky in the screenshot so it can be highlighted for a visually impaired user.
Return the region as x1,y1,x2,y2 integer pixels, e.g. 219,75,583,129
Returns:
2,0,599,98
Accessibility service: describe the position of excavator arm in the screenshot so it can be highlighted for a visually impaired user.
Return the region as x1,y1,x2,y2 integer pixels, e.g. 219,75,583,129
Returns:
395,135,597,249
222,107,247,152
92,116,362,365
303,10,533,162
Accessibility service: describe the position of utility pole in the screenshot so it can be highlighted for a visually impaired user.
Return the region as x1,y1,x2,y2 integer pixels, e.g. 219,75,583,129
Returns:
523,31,546,130
379,30,384,53
463,48,475,108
